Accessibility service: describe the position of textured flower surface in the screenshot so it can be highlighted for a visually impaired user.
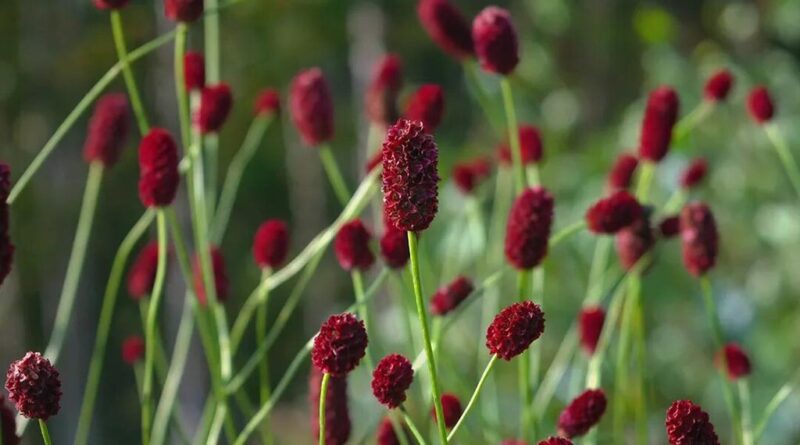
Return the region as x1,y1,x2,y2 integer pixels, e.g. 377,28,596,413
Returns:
537,438,573,445
312,313,368,376
366,54,403,126
0,396,19,445
382,119,439,232
405,84,445,133
579,307,605,355
747,86,774,124
121,336,145,365
504,187,554,270
196,83,233,134
432,393,462,429
557,389,607,438
704,70,733,102
638,86,679,163
607,153,638,191
92,0,130,9
486,301,545,360
719,343,752,380
498,125,544,166
371,354,414,408
586,190,642,234
472,6,519,75
417,0,474,59
127,242,160,300
138,128,180,208
680,158,708,189
253,219,290,269
680,202,718,277
193,247,230,306
334,219,375,271
665,400,720,445
380,226,410,269
164,0,203,23
83,93,130,168
615,210,655,271
310,368,351,445
254,88,281,116
5,352,61,420
430,275,474,316
290,68,334,146
183,51,205,91
376,417,408,445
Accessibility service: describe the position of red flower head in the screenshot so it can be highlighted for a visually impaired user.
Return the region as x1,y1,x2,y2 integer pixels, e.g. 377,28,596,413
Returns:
659,216,680,239
382,119,440,232
121,336,145,365
704,70,733,102
164,0,203,23
310,368,351,445
366,54,403,126
432,393,462,429
183,51,205,91
586,190,642,234
138,128,180,208
0,396,19,445
579,307,605,355
5,352,61,420
615,210,655,271
83,93,130,168
0,163,14,287
254,88,281,117
92,0,130,10
290,68,334,146
665,400,720,445
486,301,545,360
453,158,492,194
504,187,554,270
680,202,718,277
719,343,751,380
377,417,408,445
380,226,410,269
253,220,290,269
192,247,230,306
607,153,639,191
747,86,774,124
638,86,679,163
127,242,161,300
371,354,414,408
557,389,607,438
196,83,233,134
405,84,445,133
417,0,474,60
312,313,368,376
334,219,375,271
537,438,573,445
498,125,544,167
430,276,474,316
472,6,519,76
680,158,708,189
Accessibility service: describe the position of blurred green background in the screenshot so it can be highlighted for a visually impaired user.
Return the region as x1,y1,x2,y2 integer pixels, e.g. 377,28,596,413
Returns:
2,0,800,443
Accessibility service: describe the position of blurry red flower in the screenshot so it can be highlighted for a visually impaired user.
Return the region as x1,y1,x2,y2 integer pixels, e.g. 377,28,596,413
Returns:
376,417,408,445
127,242,161,300
704,70,733,102
680,158,708,189
290,68,334,146
747,86,774,124
417,0,474,60
638,86,679,163
498,125,544,167
254,88,281,117
366,55,403,126
0,163,14,287
0,396,19,445
183,51,205,91
93,0,130,9
380,226,410,269
607,153,638,191
453,158,492,194
121,336,145,365
504,187,554,270
83,93,130,168
585,190,642,234
557,389,607,438
472,6,519,75
192,247,230,306
334,219,375,271
253,219,290,269
164,0,203,23
430,276,474,316
138,128,180,208
579,307,605,355
537,438,573,445
196,83,233,134
659,216,680,239
405,84,445,133
432,393,462,429
680,203,718,277
718,343,751,380
615,211,654,271
310,368,351,445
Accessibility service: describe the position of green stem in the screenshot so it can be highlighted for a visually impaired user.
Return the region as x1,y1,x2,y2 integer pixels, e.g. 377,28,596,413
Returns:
318,373,331,445
635,161,656,203
352,270,374,368
516,269,532,438
764,124,800,202
739,379,753,445
204,0,221,84
631,277,648,445
663,189,687,214
672,100,713,146
255,268,274,445
110,10,149,135
400,408,428,445
550,221,586,248
500,78,525,192
585,237,612,305
613,277,637,441
531,328,578,418
39,420,52,445
174,23,190,149
754,367,800,440
462,60,503,136
446,355,499,441
318,144,351,206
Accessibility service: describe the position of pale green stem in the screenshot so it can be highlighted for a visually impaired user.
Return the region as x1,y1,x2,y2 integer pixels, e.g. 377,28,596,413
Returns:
739,380,753,445
586,237,612,305
204,0,221,83
613,277,637,441
174,23,190,149
663,189,688,214
318,373,331,445
764,124,800,201
500,78,525,192
446,355,499,441
352,269,374,368
207,404,228,445
550,221,586,247
255,268,274,445
110,10,149,134
39,421,52,445
672,100,714,145
532,328,578,418
207,134,219,218
631,277,648,445
318,144,351,206
516,269,533,438
400,408,428,445
636,161,656,203
754,367,800,440
462,60,503,136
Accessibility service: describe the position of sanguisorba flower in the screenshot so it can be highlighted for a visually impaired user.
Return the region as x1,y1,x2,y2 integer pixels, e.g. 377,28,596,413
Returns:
659,215,680,239
432,393,462,429
334,219,375,271
472,6,519,76
366,54,403,126
312,313,368,376
615,210,654,271
586,190,642,234
638,86,679,163
704,70,733,102
430,276,474,316
371,354,414,408
557,389,607,438
0,396,19,445
254,88,281,117
416,0,474,60
196,83,233,134
127,242,160,300
290,68,334,147
92,0,130,10
192,247,230,306
537,438,573,445
5,352,61,420
310,368,351,445
665,400,720,445
121,336,145,365
380,226,410,269
164,0,204,23
747,86,774,124
452,158,492,194
504,187,554,270
607,153,639,192
0,163,14,287
253,219,290,270
679,202,718,277
382,119,440,232
579,306,605,355
486,301,545,360
719,343,752,380
680,158,708,189
405,84,445,133
83,93,130,168
138,128,180,208
498,125,544,167
183,51,205,91
377,417,408,445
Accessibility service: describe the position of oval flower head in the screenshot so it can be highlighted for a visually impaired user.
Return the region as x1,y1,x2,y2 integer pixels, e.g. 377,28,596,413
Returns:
183,52,205,91
579,306,605,355
718,343,752,380
704,70,733,102
498,125,544,168
121,336,145,366
430,276,474,316
371,354,414,408
747,86,774,124
93,0,129,9
380,226,410,269
585,190,642,234
607,153,639,191
416,0,474,60
504,187,554,270
196,83,233,134
312,313,368,376
486,301,545,360
0,163,15,287
254,88,281,117
253,219,290,270
557,389,607,438
290,68,334,147
638,86,679,163
5,352,62,420
431,393,462,429
405,84,445,133
377,416,409,445
127,242,161,300
192,247,230,306
679,202,718,277
83,93,130,168
334,219,375,271
365,54,403,126
665,400,720,445
138,128,180,208
309,368,351,445
164,0,204,23
472,6,519,76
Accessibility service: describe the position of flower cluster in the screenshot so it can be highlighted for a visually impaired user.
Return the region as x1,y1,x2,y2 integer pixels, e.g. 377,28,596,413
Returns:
486,301,545,360
665,400,719,445
5,352,62,420
83,93,130,168
312,313,368,376
430,275,474,316
371,354,414,408
557,389,607,438
504,187,554,269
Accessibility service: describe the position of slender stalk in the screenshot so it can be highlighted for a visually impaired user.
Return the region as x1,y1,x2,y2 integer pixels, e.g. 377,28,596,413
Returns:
400,408,428,445
407,232,448,445
173,23,190,149
516,269,533,438
632,279,648,445
739,379,753,445
110,11,149,134
318,144,351,206
318,373,331,445
613,278,637,441
462,60,503,135
352,270,374,368
764,124,800,201
550,221,586,247
39,421,53,445
663,189,687,214
754,367,800,440
672,100,713,145
636,161,656,203
500,78,526,192
446,355,499,441
255,268,274,445
531,328,578,418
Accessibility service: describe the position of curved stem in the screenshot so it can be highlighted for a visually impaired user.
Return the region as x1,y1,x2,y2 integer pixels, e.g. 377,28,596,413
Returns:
500,78,526,192
317,373,331,445
612,277,637,441
672,100,713,145
754,367,800,440
255,267,274,444
400,408,428,445
39,420,52,445
318,144,351,206
352,270,374,368
764,124,800,202
110,11,149,135
174,23,190,149
550,221,586,248
446,355,499,441
516,269,533,438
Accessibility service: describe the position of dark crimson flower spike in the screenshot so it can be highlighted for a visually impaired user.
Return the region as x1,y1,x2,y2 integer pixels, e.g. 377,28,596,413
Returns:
432,393,462,429
498,125,544,167
704,70,733,102
371,354,414,408
679,202,718,277
253,220,290,269
680,158,708,189
310,368,351,445
127,242,161,300
5,352,62,420
254,88,281,117
138,128,180,208
472,6,519,76
607,153,639,192
83,93,130,168
0,163,15,287
122,336,145,365
665,400,720,445
290,68,334,147
585,190,642,234
453,159,491,194
192,247,230,306
366,54,403,126
504,187,554,270
430,276,474,316
380,226,410,269
405,84,445,133
579,306,605,355
183,51,205,91
615,209,655,271
747,86,774,124
417,0,474,60
164,0,204,23
92,0,130,10
537,438,573,445
718,343,752,380
377,416,408,445
486,301,545,360
557,389,607,438
659,215,680,239
196,83,233,134
638,86,679,163
334,219,375,271
312,313,368,376
0,396,20,445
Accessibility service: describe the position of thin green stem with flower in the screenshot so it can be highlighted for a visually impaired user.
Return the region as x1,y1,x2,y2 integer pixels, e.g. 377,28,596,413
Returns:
319,144,351,206
110,10,149,135
764,124,800,201
39,420,53,445
500,78,527,192
446,355,499,441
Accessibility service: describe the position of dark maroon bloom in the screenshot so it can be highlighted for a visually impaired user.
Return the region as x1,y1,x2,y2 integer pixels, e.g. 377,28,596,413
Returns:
83,93,130,168
138,128,180,208
579,307,605,355
127,242,160,300
310,368,351,445
504,187,554,270
92,0,129,10
380,226,410,269
417,0,474,60
253,220,290,269
665,400,720,445
196,83,233,134
430,276,474,316
680,158,708,189
122,336,145,365
432,393,462,429
254,89,281,116
5,352,61,420
486,301,545,360
638,86,679,163
586,190,642,234
680,203,718,277
704,70,733,102
290,68,334,146
719,343,752,380
366,55,403,126
371,354,414,408
557,389,607,438
607,153,639,191
376,417,408,445
537,438,573,445
334,219,375,271
452,158,492,194
615,211,655,271
382,119,440,232
312,313,368,376
0,396,19,445
0,164,14,288
192,247,230,306
747,86,774,124
659,216,680,238
183,51,205,91
405,84,445,133
164,0,203,23
472,6,519,76
498,125,544,167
